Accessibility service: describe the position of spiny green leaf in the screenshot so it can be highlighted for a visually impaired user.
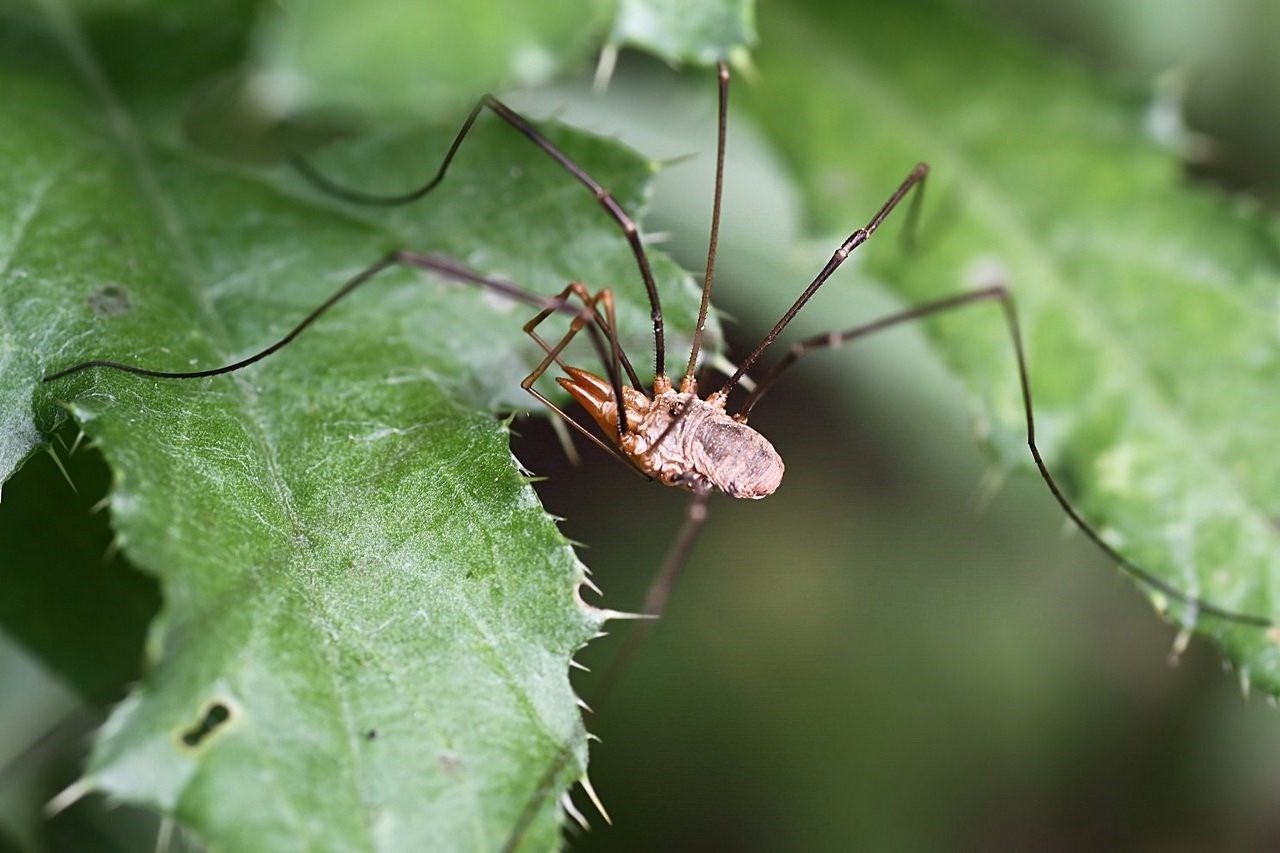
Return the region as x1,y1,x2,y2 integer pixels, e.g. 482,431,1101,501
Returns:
740,0,1280,690
1,4,709,849
608,0,755,66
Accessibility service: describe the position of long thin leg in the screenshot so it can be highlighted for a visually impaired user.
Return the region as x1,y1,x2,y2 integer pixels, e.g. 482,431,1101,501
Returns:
0,707,99,793
739,285,1273,629
591,485,712,702
713,162,930,400
291,94,670,382
597,290,631,426
42,251,580,383
501,487,713,851
43,246,651,485
682,61,730,391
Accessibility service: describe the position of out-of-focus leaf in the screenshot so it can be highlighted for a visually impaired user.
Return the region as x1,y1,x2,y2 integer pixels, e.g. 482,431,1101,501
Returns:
251,0,757,123
608,0,755,66
251,0,617,119
738,0,1280,691
1,4,708,849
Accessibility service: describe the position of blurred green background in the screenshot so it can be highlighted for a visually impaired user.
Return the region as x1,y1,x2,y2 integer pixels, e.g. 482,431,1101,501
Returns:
4,0,1280,849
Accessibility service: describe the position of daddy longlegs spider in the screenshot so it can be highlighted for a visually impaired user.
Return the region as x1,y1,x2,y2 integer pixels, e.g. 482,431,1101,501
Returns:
43,60,1276,846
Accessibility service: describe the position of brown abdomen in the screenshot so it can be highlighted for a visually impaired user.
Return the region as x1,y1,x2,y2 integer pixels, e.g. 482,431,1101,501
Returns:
691,418,784,500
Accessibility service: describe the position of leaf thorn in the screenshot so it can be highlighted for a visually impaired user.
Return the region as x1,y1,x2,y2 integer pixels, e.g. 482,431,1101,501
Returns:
579,774,611,825
44,776,92,817
561,791,590,831
596,608,658,622
592,42,619,94
1167,628,1191,667
44,445,77,494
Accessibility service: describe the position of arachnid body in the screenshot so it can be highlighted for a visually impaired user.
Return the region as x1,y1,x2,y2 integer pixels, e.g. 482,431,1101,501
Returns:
558,366,784,499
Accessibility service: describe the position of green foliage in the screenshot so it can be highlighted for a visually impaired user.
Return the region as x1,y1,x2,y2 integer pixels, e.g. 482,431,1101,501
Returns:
608,0,755,66
4,0,1280,847
0,1,720,848
738,0,1280,691
254,0,616,119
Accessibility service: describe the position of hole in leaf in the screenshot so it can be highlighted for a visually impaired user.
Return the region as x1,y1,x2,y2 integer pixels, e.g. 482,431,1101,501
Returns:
180,701,232,748
87,283,131,318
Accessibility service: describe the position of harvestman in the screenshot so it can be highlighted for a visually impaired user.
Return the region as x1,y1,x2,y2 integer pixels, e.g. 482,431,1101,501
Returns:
44,60,1276,843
